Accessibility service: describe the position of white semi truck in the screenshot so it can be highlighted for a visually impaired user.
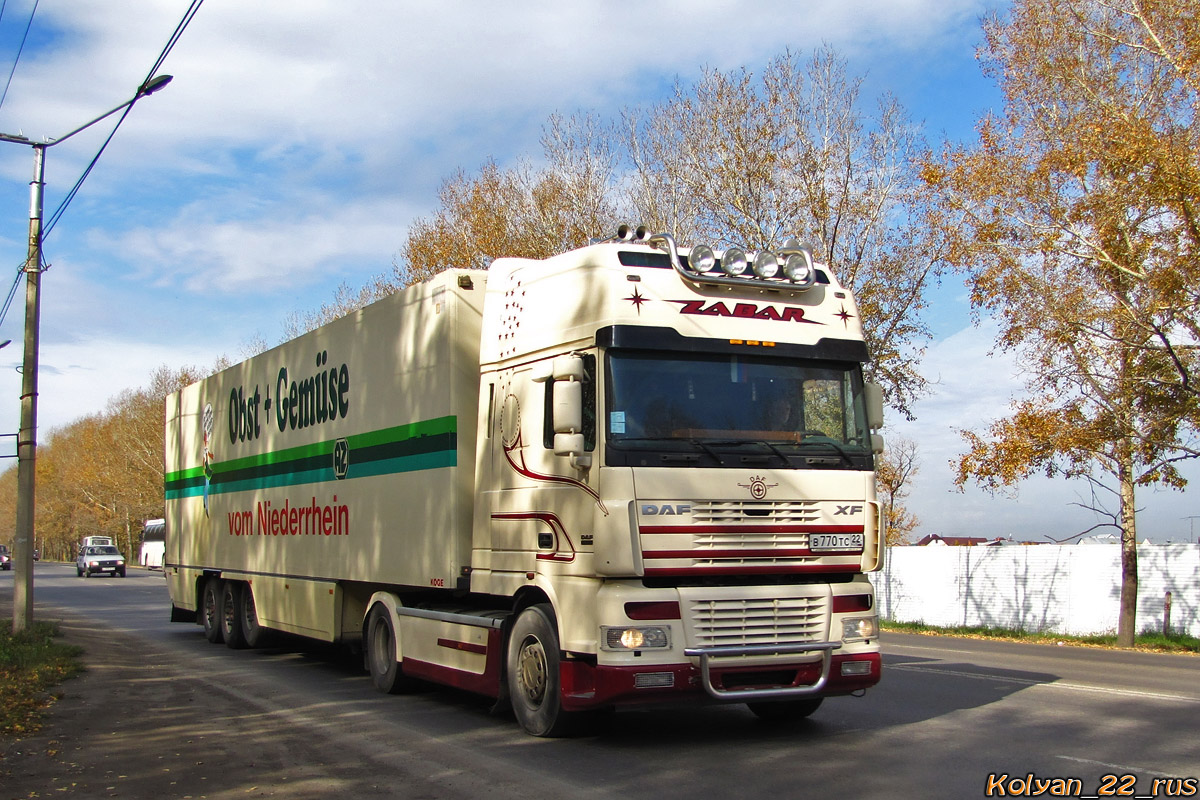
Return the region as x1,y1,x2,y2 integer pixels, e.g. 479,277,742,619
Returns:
164,227,886,736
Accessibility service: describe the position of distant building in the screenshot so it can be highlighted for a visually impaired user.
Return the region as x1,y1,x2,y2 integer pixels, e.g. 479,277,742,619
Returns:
915,534,989,546
915,534,1042,547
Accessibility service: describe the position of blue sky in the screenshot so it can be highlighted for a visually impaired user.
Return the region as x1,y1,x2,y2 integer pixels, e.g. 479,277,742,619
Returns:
0,0,1194,543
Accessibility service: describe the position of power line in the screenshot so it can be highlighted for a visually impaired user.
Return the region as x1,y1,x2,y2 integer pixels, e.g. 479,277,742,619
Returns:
0,0,40,112
41,0,204,241
0,265,22,329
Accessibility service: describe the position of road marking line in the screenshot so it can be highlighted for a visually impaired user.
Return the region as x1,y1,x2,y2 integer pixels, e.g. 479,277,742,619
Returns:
1056,755,1190,781
887,663,1200,704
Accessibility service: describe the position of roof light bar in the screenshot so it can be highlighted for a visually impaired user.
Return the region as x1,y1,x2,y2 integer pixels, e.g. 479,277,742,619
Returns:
646,231,819,291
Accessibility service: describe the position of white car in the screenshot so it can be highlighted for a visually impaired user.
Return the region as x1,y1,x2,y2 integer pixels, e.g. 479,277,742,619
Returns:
0,543,10,570
77,545,126,578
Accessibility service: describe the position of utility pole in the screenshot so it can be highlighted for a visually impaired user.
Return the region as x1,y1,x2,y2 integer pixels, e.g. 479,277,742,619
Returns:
11,143,44,632
3,74,172,632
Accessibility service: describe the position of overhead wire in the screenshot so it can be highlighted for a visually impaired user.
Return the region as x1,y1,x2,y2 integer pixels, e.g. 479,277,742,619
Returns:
0,0,203,329
0,266,22,328
42,0,204,241
0,0,39,112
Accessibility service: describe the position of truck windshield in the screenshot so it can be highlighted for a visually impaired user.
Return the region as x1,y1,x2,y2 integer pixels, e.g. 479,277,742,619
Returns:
605,349,873,469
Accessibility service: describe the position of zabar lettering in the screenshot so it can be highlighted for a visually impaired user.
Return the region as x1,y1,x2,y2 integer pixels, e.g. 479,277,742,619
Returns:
672,299,821,324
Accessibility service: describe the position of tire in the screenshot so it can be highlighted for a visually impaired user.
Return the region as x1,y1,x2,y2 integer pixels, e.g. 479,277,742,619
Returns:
201,578,224,644
117,568,126,578
238,584,265,648
221,582,248,649
507,604,575,737
77,566,83,577
366,604,419,694
747,697,824,722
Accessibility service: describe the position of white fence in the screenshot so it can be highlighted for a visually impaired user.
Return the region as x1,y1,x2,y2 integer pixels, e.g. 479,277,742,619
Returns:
870,543,1200,638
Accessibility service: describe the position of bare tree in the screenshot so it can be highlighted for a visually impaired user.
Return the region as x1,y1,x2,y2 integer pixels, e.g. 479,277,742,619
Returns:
624,48,947,416
875,435,921,545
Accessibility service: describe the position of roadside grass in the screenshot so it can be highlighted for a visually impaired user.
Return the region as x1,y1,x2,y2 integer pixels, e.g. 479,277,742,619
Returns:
0,621,84,738
881,619,1200,654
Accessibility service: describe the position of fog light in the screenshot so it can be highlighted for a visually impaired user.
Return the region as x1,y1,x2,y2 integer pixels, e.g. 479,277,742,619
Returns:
752,251,781,279
841,660,873,676
687,244,716,273
634,672,675,688
720,247,749,276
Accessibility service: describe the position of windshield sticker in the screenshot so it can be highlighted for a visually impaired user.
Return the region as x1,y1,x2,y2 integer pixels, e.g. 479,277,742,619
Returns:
610,411,626,434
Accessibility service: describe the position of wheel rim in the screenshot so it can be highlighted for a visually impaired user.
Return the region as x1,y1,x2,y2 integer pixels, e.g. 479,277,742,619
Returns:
241,594,257,632
204,587,217,629
517,635,548,704
223,592,236,633
370,618,391,673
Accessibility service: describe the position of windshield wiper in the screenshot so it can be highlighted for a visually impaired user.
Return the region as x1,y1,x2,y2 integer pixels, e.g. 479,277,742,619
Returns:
689,438,727,465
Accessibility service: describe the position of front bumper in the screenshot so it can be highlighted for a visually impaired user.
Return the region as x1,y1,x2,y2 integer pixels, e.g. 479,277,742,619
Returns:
560,650,881,711
84,562,125,575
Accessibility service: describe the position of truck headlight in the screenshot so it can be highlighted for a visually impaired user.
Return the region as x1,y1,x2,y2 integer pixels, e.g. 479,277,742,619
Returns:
842,616,878,642
601,626,671,650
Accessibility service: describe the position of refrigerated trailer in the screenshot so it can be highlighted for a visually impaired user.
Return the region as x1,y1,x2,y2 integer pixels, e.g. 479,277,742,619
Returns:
164,227,886,735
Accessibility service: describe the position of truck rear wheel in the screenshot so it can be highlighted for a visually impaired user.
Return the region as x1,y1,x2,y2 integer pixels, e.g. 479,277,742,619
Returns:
238,584,265,648
507,604,574,737
201,578,224,644
221,582,248,649
747,697,823,722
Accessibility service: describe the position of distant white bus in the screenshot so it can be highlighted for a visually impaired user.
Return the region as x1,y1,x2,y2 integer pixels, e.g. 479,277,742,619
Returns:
140,519,165,569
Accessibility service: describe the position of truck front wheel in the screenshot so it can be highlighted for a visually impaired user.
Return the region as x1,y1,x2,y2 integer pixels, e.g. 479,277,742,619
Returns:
507,604,574,737
366,604,420,694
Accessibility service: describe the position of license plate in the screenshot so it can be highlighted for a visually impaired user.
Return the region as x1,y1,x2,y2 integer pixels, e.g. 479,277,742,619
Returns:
809,533,864,552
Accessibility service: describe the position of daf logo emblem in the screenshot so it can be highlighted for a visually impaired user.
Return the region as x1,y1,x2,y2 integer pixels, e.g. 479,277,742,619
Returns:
737,475,778,500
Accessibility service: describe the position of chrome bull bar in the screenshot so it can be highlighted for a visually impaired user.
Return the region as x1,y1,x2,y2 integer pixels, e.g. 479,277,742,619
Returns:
683,641,842,701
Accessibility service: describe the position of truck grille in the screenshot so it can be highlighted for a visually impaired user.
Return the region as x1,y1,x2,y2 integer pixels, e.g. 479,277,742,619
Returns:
690,500,820,524
688,595,829,648
638,499,862,575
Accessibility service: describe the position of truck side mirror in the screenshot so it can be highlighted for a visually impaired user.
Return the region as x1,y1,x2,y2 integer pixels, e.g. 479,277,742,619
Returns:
864,382,884,431
550,355,591,468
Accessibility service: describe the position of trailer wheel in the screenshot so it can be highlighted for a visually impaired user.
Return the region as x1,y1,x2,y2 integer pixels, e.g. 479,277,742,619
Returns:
747,697,823,722
221,582,248,649
366,604,420,694
507,604,574,737
238,584,265,648
201,578,224,644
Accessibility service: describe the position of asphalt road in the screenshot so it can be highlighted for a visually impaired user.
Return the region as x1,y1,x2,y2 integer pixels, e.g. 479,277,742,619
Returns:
3,563,1198,800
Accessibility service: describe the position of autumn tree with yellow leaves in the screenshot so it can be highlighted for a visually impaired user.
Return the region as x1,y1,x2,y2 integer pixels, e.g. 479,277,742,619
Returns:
0,364,222,562
927,0,1200,646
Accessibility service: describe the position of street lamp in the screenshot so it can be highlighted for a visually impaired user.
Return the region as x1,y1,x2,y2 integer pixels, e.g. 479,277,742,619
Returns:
3,75,172,633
